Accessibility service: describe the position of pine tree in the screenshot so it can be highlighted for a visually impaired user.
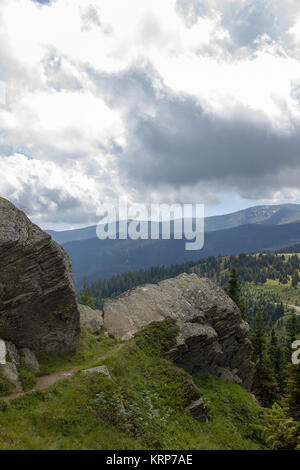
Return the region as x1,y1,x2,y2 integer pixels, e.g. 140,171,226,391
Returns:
269,329,285,396
285,363,300,421
287,315,299,345
78,277,95,309
251,312,278,407
255,403,300,450
291,271,299,288
226,265,246,318
284,320,300,421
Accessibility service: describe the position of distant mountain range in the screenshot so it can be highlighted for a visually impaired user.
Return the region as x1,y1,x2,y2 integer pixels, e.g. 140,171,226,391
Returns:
205,203,300,231
57,223,300,289
48,203,300,244
46,203,300,287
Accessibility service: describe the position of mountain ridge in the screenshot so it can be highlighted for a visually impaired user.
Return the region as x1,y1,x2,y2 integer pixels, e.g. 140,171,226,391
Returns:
47,203,300,244
61,221,300,287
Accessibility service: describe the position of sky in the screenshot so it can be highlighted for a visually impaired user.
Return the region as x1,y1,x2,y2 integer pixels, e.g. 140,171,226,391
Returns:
1,0,300,229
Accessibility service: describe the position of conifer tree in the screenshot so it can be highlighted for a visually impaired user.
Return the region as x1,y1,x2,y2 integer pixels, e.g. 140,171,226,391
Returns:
285,363,300,421
226,265,246,318
269,329,285,396
256,403,300,450
291,271,299,288
284,319,300,421
251,312,278,407
78,277,95,309
287,315,299,345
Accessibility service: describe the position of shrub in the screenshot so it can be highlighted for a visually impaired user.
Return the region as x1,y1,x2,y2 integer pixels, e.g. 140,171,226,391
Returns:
134,318,179,356
253,403,300,450
17,367,37,391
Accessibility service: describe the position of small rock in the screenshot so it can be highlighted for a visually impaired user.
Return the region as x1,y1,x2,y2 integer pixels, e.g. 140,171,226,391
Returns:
0,339,6,365
5,341,20,365
0,362,22,392
82,365,111,379
186,398,207,422
20,348,40,372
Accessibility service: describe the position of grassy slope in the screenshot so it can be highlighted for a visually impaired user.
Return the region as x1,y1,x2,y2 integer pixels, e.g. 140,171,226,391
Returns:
248,253,300,306
0,321,263,450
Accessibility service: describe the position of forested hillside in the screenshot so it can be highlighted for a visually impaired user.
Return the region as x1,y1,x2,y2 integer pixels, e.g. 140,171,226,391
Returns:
64,222,300,287
84,253,300,328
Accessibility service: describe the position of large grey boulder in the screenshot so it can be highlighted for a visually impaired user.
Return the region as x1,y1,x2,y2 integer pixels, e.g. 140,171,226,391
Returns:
0,362,22,391
0,197,80,353
20,348,40,373
5,341,20,365
78,304,103,333
103,273,253,389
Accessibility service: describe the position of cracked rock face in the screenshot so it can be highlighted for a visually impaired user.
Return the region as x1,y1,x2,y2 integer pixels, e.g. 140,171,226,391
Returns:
103,273,253,389
0,197,80,353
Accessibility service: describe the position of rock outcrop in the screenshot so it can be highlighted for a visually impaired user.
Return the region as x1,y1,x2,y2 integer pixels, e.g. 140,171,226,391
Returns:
0,361,22,391
0,197,80,353
103,273,253,389
20,348,40,372
0,338,40,392
78,304,103,333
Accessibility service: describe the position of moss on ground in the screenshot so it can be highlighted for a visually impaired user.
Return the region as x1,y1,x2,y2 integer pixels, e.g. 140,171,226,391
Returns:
0,321,264,450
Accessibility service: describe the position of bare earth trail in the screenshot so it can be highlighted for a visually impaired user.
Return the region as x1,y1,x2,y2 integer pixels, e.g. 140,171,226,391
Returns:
2,343,125,402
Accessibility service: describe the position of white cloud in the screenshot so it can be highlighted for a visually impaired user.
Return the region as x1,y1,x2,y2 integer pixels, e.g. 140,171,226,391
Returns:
0,0,300,223
0,153,129,223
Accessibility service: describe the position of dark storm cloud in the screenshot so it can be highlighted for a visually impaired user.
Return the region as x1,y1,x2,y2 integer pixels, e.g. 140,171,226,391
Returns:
15,186,80,216
89,65,300,200
87,64,158,109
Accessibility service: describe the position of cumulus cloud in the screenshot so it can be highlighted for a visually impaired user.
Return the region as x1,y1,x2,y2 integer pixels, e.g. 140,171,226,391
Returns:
88,64,300,203
0,153,126,224
0,0,300,225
